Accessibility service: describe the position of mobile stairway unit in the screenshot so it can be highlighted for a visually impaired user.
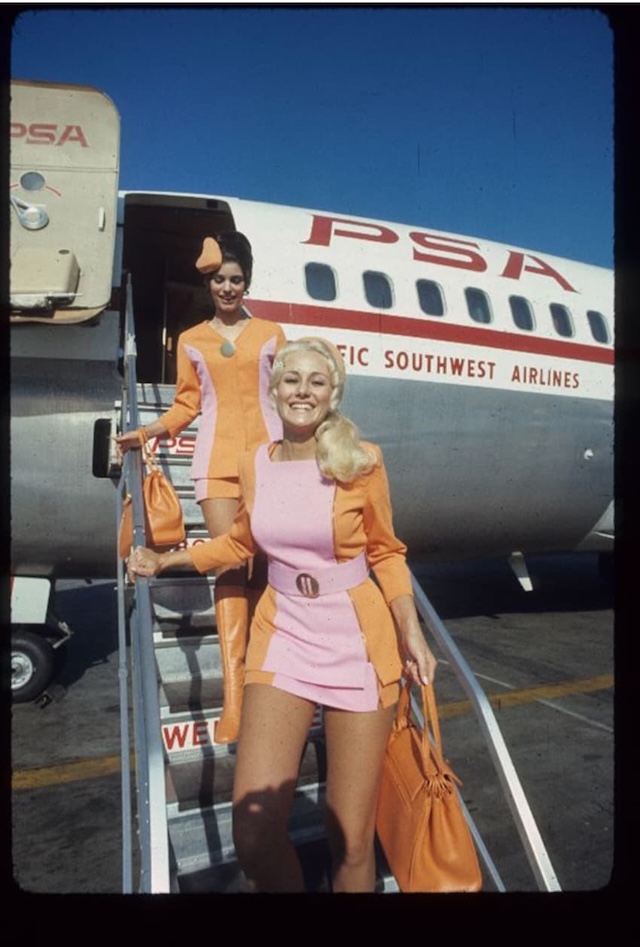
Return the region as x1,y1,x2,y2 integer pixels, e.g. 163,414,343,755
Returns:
116,285,560,894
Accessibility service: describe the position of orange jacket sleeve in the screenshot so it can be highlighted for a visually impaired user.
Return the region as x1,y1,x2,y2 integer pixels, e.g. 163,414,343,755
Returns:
188,495,257,573
156,333,202,437
187,448,258,573
361,447,414,604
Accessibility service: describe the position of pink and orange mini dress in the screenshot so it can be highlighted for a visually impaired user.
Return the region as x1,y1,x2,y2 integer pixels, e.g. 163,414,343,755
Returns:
157,318,286,500
189,442,411,711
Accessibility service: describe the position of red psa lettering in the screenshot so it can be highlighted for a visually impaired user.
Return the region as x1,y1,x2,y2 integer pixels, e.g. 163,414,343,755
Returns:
175,436,195,456
501,252,577,293
410,232,487,272
303,215,399,248
10,122,89,146
149,436,174,453
56,125,89,147
26,123,58,145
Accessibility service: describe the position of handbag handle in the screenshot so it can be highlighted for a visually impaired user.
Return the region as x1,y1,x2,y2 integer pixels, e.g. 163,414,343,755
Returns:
136,430,160,475
396,681,448,777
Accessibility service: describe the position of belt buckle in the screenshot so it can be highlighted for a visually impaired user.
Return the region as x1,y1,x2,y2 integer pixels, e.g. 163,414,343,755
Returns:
295,573,320,599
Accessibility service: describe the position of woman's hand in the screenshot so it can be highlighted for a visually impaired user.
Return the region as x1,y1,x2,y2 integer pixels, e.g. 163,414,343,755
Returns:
114,430,144,464
127,546,194,581
127,546,164,581
400,625,438,688
390,595,438,687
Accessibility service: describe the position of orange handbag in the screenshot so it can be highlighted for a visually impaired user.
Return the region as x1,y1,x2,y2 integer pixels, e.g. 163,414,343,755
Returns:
118,432,186,559
376,682,482,893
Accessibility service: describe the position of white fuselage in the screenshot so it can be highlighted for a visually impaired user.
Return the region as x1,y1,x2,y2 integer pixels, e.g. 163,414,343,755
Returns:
10,148,613,575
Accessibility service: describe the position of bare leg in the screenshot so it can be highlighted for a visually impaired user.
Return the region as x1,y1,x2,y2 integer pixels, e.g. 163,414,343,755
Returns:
323,703,396,892
232,684,316,892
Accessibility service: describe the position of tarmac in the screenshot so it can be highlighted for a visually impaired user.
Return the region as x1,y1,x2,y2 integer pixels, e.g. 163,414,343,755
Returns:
9,552,615,897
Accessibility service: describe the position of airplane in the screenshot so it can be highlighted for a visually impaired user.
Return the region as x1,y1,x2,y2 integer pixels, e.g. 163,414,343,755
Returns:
9,78,613,700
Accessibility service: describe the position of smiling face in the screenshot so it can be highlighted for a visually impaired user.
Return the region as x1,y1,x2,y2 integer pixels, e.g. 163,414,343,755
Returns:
275,349,333,438
207,260,246,317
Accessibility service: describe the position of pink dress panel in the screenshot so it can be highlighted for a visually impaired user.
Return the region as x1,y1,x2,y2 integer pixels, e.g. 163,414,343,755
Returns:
250,446,376,703
257,335,284,443
183,342,217,482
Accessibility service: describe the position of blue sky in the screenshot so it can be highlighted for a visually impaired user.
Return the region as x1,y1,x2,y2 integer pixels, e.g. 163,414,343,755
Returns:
10,5,613,268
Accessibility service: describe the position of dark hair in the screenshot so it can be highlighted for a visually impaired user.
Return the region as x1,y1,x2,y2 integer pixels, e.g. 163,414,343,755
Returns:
212,231,253,288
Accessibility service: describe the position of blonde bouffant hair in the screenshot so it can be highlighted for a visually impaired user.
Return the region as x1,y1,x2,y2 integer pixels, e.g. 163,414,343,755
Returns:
270,337,377,483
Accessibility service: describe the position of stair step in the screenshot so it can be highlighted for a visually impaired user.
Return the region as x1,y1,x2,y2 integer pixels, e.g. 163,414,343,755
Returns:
153,622,217,643
175,835,335,893
168,781,328,883
172,838,397,893
161,706,325,755
166,736,326,810
159,676,223,715
150,581,214,601
155,636,222,684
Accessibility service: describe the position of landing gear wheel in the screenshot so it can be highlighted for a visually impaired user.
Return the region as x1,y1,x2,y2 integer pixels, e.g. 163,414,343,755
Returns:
11,630,55,703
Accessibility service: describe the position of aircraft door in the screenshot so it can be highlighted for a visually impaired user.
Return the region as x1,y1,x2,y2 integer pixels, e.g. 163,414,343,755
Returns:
121,196,236,384
10,80,120,324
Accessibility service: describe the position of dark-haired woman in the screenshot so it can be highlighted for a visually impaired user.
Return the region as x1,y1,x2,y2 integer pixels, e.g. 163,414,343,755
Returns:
116,232,286,742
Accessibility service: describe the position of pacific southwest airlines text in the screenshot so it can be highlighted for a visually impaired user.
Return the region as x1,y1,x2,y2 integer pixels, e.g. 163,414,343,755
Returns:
341,345,580,389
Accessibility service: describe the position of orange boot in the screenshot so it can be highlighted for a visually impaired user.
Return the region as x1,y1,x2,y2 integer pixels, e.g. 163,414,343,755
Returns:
246,553,268,625
214,583,249,744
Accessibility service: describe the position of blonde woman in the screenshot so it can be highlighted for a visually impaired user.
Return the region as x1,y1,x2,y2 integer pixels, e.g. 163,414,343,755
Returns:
128,337,437,892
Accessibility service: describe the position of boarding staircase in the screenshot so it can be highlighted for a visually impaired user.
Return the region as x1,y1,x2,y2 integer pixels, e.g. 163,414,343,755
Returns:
116,280,561,894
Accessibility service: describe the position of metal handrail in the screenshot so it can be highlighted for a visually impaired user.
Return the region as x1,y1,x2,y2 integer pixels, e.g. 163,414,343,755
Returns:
117,276,171,893
116,482,133,893
410,573,561,892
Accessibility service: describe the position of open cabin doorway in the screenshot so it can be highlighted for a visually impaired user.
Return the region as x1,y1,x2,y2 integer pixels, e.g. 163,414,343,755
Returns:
121,194,236,384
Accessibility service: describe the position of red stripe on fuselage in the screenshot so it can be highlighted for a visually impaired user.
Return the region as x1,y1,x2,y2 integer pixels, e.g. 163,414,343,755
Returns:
247,299,613,366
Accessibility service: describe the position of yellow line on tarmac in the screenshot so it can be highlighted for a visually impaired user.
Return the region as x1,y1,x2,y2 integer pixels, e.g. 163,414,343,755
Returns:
12,754,135,791
437,673,614,720
13,674,613,791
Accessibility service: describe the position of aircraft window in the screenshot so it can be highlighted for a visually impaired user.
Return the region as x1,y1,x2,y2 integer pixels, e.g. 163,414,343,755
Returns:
305,263,337,301
509,295,535,332
549,303,574,338
363,271,393,309
586,309,610,344
416,279,445,316
464,287,492,324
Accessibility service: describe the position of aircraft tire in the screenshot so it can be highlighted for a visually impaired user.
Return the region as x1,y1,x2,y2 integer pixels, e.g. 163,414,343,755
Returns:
11,629,55,703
